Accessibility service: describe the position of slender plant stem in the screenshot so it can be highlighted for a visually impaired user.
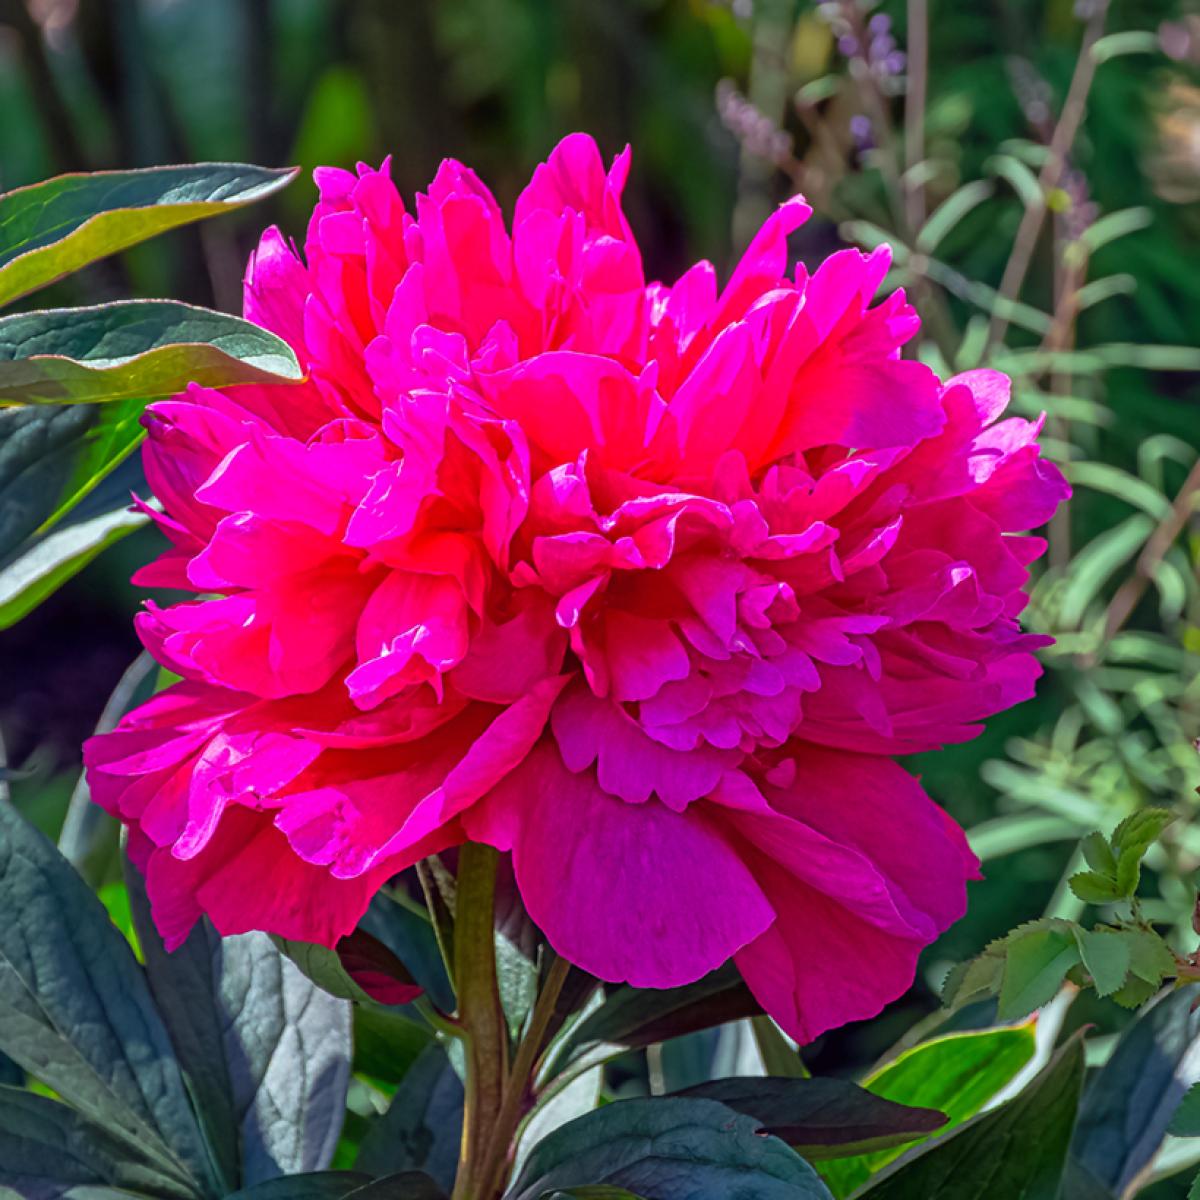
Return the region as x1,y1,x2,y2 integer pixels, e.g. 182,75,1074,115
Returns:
903,0,928,233
451,843,508,1200
474,953,573,1199
1100,456,1200,646
985,0,1109,353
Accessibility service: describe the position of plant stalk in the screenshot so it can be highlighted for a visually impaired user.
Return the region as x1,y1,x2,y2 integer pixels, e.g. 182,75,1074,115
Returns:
451,843,508,1200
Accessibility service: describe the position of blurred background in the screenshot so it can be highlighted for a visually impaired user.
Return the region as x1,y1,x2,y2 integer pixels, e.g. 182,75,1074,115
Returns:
1,0,1198,1150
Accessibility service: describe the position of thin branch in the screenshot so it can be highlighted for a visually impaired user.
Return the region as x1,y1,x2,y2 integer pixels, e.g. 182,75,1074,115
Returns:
985,0,1110,353
1100,456,1200,645
904,0,928,232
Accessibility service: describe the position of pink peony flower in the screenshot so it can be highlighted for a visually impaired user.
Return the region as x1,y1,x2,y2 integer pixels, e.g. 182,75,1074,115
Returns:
85,135,1069,1043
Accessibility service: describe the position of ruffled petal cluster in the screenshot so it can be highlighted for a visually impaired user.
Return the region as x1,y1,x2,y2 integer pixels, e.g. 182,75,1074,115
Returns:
86,134,1068,1043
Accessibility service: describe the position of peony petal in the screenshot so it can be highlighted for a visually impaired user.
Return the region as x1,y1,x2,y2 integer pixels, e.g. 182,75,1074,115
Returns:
464,743,773,987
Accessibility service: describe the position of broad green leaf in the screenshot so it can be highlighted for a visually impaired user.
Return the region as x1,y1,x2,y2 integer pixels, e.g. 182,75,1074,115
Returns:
821,1024,1036,1197
225,1172,374,1200
999,924,1081,1021
344,1175,448,1199
0,800,216,1196
128,861,352,1191
0,1084,196,1200
0,501,147,629
1070,987,1200,1195
676,1077,946,1159
353,1006,435,1086
1170,1083,1200,1137
0,163,297,306
1072,929,1131,998
0,403,94,560
544,1190,646,1199
860,1035,1085,1199
38,396,147,533
355,1043,463,1193
508,1097,834,1200
547,964,760,1078
0,299,302,406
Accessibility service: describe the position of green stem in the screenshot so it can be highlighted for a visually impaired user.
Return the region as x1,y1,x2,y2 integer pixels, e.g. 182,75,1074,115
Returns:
451,844,508,1200
474,954,573,1199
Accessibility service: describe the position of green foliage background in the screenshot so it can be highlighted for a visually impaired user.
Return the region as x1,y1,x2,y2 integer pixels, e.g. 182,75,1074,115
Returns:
0,0,1198,1190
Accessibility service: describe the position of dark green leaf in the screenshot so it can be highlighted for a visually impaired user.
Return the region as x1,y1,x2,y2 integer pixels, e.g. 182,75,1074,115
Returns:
271,930,418,1008
0,300,302,405
675,1077,946,1159
860,1035,1085,1199
353,1006,436,1086
355,1044,463,1194
1069,986,1200,1196
0,163,297,306
1169,1082,1200,1137
542,1190,646,1199
225,1171,373,1200
344,1174,448,1199
359,889,454,1013
0,501,147,629
0,403,94,560
0,1084,196,1200
128,861,352,1190
0,799,214,1195
820,1024,1036,1197
508,1097,833,1200
549,964,760,1077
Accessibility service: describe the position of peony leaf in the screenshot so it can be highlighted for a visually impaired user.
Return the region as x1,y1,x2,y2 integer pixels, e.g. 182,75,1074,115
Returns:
675,1077,947,1160
0,1084,199,1200
1170,1083,1200,1138
0,799,216,1197
352,1006,436,1087
127,862,352,1191
354,1043,463,1194
213,1169,450,1199
359,888,455,1012
1069,987,1200,1195
0,163,297,307
224,1172,374,1200
272,929,419,1008
820,1023,1037,1197
0,299,302,406
0,501,148,630
858,1035,1085,1199
547,963,761,1077
508,1097,834,1200
0,403,95,560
